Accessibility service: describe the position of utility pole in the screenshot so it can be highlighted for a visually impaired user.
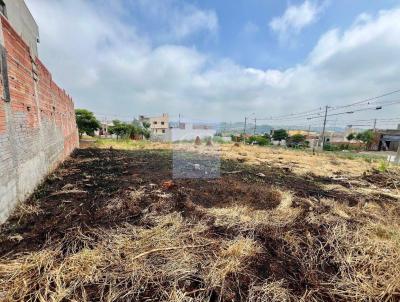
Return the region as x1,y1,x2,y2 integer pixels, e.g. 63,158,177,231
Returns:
253,118,257,135
373,118,377,132
104,116,108,137
243,117,247,144
320,105,329,149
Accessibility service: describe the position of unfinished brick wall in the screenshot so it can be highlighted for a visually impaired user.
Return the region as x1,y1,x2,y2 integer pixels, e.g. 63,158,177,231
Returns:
0,16,79,222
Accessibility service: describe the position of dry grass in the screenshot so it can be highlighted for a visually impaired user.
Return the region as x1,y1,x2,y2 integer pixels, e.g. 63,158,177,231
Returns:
325,221,400,300
248,279,293,302
0,213,212,301
207,204,301,232
2,205,400,301
1,212,264,301
171,142,387,178
129,188,146,202
206,191,300,231
208,237,262,288
93,138,385,178
11,202,43,223
2,143,400,301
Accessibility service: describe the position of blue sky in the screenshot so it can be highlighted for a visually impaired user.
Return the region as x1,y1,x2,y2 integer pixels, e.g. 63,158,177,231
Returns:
26,0,400,127
121,0,400,69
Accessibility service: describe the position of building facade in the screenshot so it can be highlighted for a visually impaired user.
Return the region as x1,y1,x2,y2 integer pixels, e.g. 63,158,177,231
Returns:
139,113,169,135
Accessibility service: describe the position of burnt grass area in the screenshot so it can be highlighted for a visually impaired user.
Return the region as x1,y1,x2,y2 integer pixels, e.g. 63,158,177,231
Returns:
0,148,398,301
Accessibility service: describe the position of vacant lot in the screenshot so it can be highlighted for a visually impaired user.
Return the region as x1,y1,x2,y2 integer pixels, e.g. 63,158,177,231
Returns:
0,141,399,301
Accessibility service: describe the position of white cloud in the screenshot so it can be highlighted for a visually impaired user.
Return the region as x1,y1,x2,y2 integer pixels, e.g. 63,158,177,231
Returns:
25,0,400,125
270,1,326,40
170,6,218,39
129,0,218,41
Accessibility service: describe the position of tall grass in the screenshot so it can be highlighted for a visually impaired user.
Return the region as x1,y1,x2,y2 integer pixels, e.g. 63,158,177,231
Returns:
94,138,151,150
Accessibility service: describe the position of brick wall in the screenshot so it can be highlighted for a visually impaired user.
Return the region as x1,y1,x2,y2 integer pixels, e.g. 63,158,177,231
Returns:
0,16,79,223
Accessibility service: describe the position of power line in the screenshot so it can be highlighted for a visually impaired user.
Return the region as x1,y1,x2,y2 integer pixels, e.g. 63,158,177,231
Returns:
251,89,400,123
330,89,400,110
306,100,400,120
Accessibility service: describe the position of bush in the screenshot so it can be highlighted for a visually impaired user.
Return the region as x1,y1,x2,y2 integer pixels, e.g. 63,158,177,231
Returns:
108,120,149,140
347,133,356,141
247,135,270,146
287,134,308,148
356,130,374,144
323,143,364,152
290,134,306,143
323,144,340,151
378,161,389,172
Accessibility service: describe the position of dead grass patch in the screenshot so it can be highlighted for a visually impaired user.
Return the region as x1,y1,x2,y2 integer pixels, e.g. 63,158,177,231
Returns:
0,213,217,301
322,222,400,301
11,202,43,223
248,279,293,302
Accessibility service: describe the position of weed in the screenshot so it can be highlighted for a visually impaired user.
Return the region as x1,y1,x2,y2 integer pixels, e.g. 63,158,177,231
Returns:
378,160,389,172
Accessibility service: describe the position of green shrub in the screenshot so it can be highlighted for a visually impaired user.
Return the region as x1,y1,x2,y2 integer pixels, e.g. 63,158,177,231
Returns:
323,143,363,152
378,161,389,172
248,135,270,146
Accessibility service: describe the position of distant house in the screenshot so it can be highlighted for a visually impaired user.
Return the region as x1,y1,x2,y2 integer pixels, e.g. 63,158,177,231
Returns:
139,113,169,135
144,117,217,142
288,130,309,136
374,127,400,151
169,121,216,142
98,121,114,137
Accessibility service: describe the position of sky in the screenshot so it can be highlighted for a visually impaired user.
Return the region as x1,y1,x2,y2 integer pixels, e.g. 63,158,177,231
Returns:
25,0,400,128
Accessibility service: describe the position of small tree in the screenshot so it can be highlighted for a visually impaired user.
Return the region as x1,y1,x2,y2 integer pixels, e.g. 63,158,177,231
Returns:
356,130,374,145
347,133,355,141
142,121,151,130
75,109,100,138
109,120,151,140
141,128,151,139
108,120,129,139
290,134,306,143
272,129,288,143
248,135,269,146
141,121,151,139
263,133,271,140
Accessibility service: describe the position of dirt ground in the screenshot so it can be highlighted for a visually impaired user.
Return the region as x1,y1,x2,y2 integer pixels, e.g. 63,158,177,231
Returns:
0,142,399,301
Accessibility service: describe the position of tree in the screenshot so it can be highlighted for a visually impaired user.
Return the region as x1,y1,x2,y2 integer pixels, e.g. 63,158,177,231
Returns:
290,134,306,143
356,130,374,144
109,120,151,140
108,120,130,139
75,109,100,138
248,135,269,146
141,121,151,139
263,133,271,140
347,133,355,141
142,121,151,129
287,134,308,148
272,129,288,142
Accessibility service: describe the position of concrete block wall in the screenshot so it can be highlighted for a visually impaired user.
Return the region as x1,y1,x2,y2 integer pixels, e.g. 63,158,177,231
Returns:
0,15,79,223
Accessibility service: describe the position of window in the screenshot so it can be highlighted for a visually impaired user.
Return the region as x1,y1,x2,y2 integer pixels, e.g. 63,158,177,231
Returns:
153,121,157,124
161,121,165,125
162,129,165,133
